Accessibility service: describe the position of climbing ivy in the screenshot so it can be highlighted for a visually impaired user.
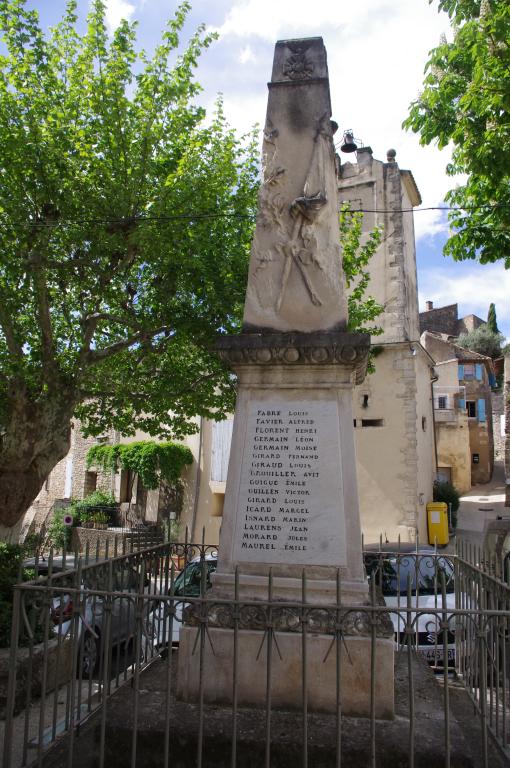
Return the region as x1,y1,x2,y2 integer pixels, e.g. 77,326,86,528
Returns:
86,441,193,490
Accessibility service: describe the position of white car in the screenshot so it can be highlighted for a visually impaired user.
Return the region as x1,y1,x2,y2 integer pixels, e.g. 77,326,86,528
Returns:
150,554,218,647
364,544,455,669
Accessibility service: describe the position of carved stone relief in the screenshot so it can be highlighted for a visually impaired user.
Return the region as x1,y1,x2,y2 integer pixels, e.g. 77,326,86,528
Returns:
254,113,336,312
282,41,315,81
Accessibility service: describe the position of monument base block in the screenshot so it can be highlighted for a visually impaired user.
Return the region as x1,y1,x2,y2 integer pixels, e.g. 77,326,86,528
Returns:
177,626,395,719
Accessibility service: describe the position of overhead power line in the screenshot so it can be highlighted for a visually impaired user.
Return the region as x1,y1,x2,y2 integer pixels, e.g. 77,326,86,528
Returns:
1,201,510,229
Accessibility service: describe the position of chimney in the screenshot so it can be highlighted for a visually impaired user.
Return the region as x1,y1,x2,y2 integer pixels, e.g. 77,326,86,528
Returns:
426,301,433,311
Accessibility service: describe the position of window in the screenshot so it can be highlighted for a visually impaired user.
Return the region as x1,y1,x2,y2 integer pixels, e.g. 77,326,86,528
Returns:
466,401,476,418
437,396,447,410
463,364,475,380
211,418,234,483
84,471,97,495
361,419,384,427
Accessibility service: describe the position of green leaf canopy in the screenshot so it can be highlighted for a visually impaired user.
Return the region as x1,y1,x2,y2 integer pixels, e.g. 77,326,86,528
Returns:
0,0,258,526
403,0,510,266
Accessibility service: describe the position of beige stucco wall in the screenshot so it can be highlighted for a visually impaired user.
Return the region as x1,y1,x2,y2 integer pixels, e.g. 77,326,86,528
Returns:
178,420,223,544
353,345,432,544
340,151,434,544
432,359,471,494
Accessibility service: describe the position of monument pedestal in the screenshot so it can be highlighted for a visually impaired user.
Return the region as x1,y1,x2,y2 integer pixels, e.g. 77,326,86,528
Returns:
177,332,395,718
177,627,394,719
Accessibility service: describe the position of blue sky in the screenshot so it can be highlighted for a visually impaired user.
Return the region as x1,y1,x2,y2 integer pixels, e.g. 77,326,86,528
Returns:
29,0,510,340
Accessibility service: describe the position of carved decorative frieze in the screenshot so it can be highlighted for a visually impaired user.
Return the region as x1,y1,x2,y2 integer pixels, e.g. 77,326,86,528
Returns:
216,331,370,383
183,601,394,639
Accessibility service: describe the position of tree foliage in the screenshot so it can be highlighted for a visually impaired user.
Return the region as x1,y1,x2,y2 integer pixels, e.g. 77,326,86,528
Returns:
433,480,460,529
0,0,258,526
404,0,510,266
456,324,504,358
87,441,193,490
487,302,500,333
340,205,384,337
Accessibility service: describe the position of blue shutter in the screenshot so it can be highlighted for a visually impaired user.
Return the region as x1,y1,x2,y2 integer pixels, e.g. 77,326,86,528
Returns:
475,364,483,380
477,398,486,422
489,372,496,387
458,398,465,410
458,364,464,381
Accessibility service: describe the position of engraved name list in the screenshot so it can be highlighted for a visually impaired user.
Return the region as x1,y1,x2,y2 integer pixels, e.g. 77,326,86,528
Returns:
233,400,347,565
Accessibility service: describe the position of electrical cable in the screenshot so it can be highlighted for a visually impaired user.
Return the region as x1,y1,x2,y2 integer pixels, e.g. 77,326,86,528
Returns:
1,201,510,229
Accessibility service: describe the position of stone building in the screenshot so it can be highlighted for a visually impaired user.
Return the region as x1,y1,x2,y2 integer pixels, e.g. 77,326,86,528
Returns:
419,302,485,338
337,147,436,544
17,419,225,547
421,332,495,487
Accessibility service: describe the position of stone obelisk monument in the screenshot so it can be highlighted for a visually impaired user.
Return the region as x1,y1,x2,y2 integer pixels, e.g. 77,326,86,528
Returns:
178,37,394,717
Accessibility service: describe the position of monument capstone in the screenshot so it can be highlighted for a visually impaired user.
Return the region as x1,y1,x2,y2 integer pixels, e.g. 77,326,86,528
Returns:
177,36,394,717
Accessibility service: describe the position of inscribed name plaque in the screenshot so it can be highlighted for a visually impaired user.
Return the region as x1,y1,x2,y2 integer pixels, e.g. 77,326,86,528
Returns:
233,400,346,565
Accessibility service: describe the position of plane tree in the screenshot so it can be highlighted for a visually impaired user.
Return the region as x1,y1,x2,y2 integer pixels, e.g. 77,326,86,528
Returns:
0,0,259,527
404,0,510,266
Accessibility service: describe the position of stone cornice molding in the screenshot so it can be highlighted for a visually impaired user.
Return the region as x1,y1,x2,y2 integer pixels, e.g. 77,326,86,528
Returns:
216,331,370,384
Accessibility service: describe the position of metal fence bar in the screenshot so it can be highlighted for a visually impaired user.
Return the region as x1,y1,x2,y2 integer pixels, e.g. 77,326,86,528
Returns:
99,561,114,768
6,541,510,768
130,564,145,768
369,575,377,768
2,586,21,768
230,567,239,768
335,569,342,768
406,574,415,768
66,562,83,768
301,569,308,768
441,572,451,768
265,569,274,768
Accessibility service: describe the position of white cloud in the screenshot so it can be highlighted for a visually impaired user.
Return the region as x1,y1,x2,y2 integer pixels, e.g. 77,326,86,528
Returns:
238,45,256,64
206,0,454,217
104,0,136,33
418,263,510,342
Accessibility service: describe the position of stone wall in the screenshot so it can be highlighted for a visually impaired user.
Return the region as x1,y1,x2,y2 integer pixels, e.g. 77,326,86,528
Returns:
492,390,505,462
20,424,114,544
0,638,73,719
419,304,458,336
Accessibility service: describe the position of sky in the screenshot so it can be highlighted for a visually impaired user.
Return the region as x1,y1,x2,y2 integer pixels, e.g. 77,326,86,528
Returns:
29,0,510,341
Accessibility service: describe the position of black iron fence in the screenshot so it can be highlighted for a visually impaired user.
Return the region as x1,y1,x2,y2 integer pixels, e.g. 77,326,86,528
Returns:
2,541,510,768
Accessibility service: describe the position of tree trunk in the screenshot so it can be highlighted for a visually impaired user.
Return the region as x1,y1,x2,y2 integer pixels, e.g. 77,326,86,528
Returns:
0,386,74,529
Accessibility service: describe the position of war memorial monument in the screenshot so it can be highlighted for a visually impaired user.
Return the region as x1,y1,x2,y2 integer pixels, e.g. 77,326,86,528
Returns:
177,37,394,718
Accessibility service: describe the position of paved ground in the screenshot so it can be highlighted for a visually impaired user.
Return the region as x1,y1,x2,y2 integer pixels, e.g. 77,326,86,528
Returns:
26,652,507,768
448,460,509,552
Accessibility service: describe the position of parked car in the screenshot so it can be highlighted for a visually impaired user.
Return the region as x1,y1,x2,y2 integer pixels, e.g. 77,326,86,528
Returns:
151,553,218,647
26,556,156,678
363,544,456,669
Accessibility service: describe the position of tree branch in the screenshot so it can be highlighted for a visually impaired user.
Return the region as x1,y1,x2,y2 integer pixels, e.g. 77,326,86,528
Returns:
85,325,168,365
0,296,24,361
30,241,57,383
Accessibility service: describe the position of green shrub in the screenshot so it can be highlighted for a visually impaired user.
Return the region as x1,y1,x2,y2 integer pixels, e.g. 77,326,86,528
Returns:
46,507,73,550
69,490,118,527
0,542,42,648
433,481,460,530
